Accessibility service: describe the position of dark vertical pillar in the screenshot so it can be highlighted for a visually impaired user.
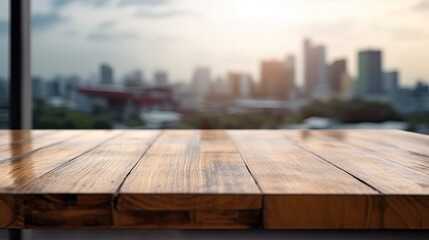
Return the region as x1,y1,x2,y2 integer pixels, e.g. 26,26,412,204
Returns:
9,0,31,129
9,1,32,239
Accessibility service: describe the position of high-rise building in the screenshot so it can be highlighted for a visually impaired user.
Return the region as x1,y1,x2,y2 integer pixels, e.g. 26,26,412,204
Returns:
383,71,399,95
100,64,114,85
192,67,211,99
313,45,329,98
413,80,429,96
303,39,328,98
285,55,295,88
45,77,62,97
211,77,229,96
124,70,144,88
304,39,315,96
260,60,293,99
329,59,347,94
340,73,353,98
32,77,46,100
228,73,252,99
357,50,383,94
64,76,80,100
154,71,168,87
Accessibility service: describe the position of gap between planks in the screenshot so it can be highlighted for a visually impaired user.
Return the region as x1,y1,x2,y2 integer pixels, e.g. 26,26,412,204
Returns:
282,133,383,195
114,130,164,197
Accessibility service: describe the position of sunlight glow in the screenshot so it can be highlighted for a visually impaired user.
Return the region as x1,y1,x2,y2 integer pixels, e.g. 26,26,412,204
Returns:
232,0,304,25
233,0,276,21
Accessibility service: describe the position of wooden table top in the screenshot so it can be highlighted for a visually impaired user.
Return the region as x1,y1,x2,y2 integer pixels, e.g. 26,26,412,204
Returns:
0,130,427,229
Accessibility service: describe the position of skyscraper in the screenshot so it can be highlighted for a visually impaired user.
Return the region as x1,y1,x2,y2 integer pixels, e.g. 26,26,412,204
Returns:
329,59,347,94
260,60,293,99
154,71,168,87
304,39,315,96
383,71,399,95
228,73,252,99
124,70,144,87
192,67,211,99
32,77,45,100
413,81,429,96
285,54,295,89
357,50,383,94
303,39,328,98
100,64,114,85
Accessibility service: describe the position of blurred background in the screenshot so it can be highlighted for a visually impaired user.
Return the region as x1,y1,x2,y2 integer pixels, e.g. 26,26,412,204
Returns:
0,0,428,133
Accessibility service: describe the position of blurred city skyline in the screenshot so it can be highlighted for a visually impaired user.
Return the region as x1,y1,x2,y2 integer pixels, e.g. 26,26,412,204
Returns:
0,0,429,86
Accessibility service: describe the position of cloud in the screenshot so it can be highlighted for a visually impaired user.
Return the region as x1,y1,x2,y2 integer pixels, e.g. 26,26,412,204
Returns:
64,29,78,37
97,20,116,30
87,31,138,41
294,18,359,39
87,20,137,41
0,9,64,35
412,0,429,11
32,12,65,30
136,9,198,19
119,0,170,7
52,0,108,9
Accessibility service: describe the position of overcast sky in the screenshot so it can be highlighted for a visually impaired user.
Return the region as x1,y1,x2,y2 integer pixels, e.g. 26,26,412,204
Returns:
0,0,428,86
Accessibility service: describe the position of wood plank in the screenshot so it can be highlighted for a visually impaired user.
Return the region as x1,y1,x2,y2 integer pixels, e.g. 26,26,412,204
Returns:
0,195,15,228
0,130,53,146
264,195,380,229
383,195,429,228
314,131,429,175
19,130,161,193
0,130,11,137
0,130,122,228
13,130,161,228
0,130,121,193
18,194,113,229
228,130,380,229
347,130,429,156
384,131,429,154
114,209,260,229
116,130,261,229
283,130,429,229
0,130,71,162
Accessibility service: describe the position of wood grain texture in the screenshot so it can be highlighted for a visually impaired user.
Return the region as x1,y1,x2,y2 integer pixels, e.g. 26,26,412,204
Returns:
9,131,161,228
228,130,380,229
0,130,120,192
264,195,381,228
0,130,75,162
19,130,161,193
19,194,112,229
315,131,429,175
0,195,15,228
0,130,53,147
119,131,260,194
373,130,429,155
384,195,429,228
0,130,10,136
283,130,429,228
283,130,429,194
117,130,261,228
0,130,428,230
114,209,260,229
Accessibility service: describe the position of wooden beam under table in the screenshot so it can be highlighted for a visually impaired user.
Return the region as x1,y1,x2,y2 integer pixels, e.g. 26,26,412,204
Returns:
228,130,381,229
283,130,429,229
14,131,161,229
116,130,262,229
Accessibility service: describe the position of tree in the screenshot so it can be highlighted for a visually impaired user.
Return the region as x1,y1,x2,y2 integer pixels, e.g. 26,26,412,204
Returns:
33,100,112,129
